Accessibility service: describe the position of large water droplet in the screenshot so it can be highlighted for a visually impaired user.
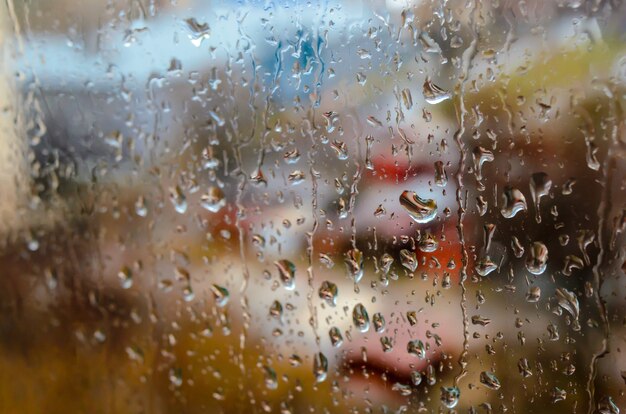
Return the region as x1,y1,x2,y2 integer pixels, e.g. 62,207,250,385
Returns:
329,327,343,348
318,281,338,306
480,371,501,390
440,386,460,408
200,186,226,213
352,303,370,332
407,339,426,359
399,191,437,224
526,242,548,275
423,77,451,104
275,260,296,290
184,18,211,47
313,352,328,383
400,249,418,272
345,248,364,283
500,186,527,219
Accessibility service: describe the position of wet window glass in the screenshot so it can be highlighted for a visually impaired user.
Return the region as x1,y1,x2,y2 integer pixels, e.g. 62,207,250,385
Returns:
1,0,625,412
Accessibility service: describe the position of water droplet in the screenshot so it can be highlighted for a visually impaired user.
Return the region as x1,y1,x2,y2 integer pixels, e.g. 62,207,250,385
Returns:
319,253,334,268
344,248,364,283
329,327,343,347
283,148,300,164
263,365,278,390
274,260,296,290
529,172,552,223
406,310,418,326
434,161,447,187
475,256,497,277
473,146,494,184
597,396,619,414
471,315,491,326
526,286,541,302
480,371,501,390
318,281,338,306
555,287,580,323
511,236,525,258
400,249,418,272
313,352,328,383
352,303,370,332
399,191,437,224
200,186,226,213
391,382,412,396
407,339,426,359
372,312,386,333
210,284,229,307
288,170,305,185
169,186,187,214
380,336,393,352
269,300,283,319
518,358,532,377
526,242,548,275
401,88,413,109
418,233,439,253
411,371,422,386
440,386,460,408
562,255,584,276
118,266,133,289
423,77,451,104
135,196,148,217
380,253,394,274
551,387,567,403
500,186,527,219
330,141,348,160
184,18,210,47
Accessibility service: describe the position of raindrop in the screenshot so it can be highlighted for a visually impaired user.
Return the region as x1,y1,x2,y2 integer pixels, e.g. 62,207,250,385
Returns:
526,242,548,275
399,191,437,224
475,256,497,277
407,339,426,359
313,352,328,383
529,172,552,223
372,312,386,333
184,18,211,47
500,186,527,219
434,161,447,187
480,371,501,390
440,386,460,408
400,249,418,272
200,186,226,213
274,260,296,290
210,284,229,307
329,327,343,348
423,77,451,104
352,303,370,332
345,248,364,283
318,281,338,306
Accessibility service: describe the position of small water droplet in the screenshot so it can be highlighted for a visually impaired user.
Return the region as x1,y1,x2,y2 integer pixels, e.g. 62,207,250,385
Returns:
200,186,226,213
169,186,187,214
434,161,447,187
118,266,133,289
210,284,229,307
529,172,552,223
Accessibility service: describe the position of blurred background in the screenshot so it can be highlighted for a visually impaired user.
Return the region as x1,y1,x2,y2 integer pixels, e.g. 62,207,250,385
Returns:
0,0,625,412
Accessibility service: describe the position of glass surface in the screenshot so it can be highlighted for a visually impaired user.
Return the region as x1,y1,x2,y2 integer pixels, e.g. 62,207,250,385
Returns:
0,0,625,412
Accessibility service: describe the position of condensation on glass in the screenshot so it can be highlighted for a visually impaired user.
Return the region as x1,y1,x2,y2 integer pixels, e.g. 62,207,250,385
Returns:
0,0,625,413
